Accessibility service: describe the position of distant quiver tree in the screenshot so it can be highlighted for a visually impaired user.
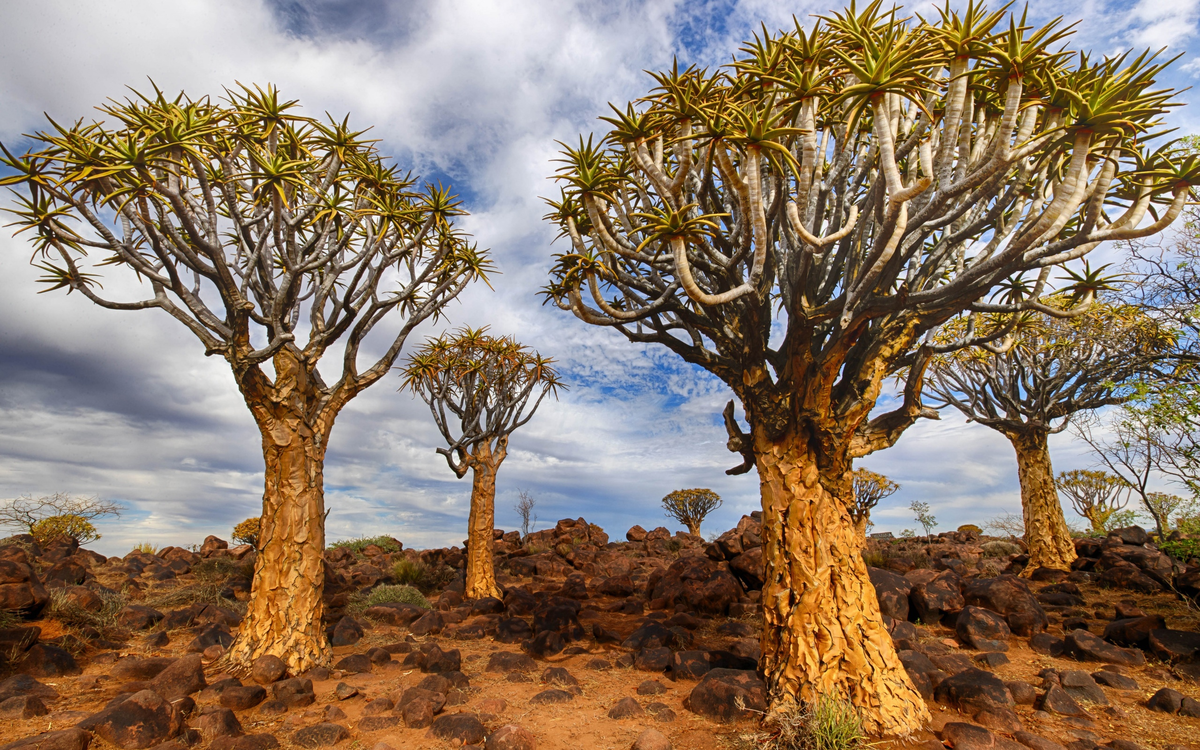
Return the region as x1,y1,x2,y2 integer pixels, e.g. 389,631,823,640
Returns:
1055,469,1130,534
850,468,900,535
403,328,561,600
0,84,491,675
926,298,1174,572
541,2,1197,732
0,493,120,545
661,488,722,536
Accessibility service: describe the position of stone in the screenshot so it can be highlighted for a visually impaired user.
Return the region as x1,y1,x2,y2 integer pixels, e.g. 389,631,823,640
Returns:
1102,616,1165,648
957,606,1012,651
1147,687,1184,714
270,677,315,708
291,723,349,748
116,605,164,631
17,643,80,677
638,680,667,695
195,708,243,742
1091,670,1137,690
486,724,536,750
0,560,50,617
333,683,357,700
1058,670,1106,705
496,617,533,643
409,610,445,636
627,525,648,542
911,570,965,626
0,728,92,750
631,728,672,750
974,652,1010,669
1063,629,1144,666
529,689,574,704
0,673,58,703
333,653,371,674
43,559,89,586
523,630,565,658
636,647,673,672
78,689,184,749
685,669,766,722
364,603,425,626
1029,633,1065,657
1005,681,1037,706
219,685,267,711
113,657,176,681
608,697,645,718
1038,686,1088,717
1148,628,1200,664
488,651,536,672
1013,732,1067,750
671,650,712,681
541,667,579,688
330,616,364,647
251,655,287,685
1182,697,1200,718
0,694,49,718
1097,564,1161,593
646,702,676,722
149,654,206,700
962,575,1048,636
868,567,912,621
1107,526,1148,545
942,722,996,750
934,668,1015,715
185,623,232,653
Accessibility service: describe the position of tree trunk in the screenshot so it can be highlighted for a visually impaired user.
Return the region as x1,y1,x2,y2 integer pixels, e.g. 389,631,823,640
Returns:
1009,430,1077,574
755,427,929,736
221,352,334,676
464,440,503,601
686,520,701,537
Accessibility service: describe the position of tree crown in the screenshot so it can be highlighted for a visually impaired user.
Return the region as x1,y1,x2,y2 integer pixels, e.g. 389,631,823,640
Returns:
850,467,900,522
661,488,722,533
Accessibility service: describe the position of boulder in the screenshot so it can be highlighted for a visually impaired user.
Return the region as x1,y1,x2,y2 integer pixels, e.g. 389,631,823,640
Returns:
868,567,912,622
934,668,1014,715
291,723,348,749
78,690,184,749
1107,526,1149,545
910,570,964,626
0,673,58,703
1058,670,1106,705
0,694,48,719
0,728,92,750
632,729,673,750
329,616,363,647
1097,563,1162,593
428,713,486,745
1148,629,1200,665
17,643,80,677
1063,629,1145,667
608,696,646,718
1102,616,1165,649
0,559,50,617
962,575,1047,636
270,678,315,708
956,606,1012,651
1147,687,1184,714
149,654,207,699
685,669,766,722
250,655,288,685
485,725,536,750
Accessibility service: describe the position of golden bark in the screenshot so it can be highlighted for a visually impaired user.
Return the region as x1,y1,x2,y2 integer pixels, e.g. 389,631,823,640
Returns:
220,351,335,676
464,439,505,601
686,520,702,537
1009,430,1077,574
756,428,929,736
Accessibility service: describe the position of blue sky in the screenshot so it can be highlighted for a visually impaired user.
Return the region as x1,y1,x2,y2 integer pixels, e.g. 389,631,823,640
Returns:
1,0,1198,555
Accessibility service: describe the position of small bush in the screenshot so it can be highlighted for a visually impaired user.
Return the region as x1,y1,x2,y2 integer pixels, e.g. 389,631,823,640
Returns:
47,588,127,639
133,542,158,555
742,695,867,750
31,515,100,546
1161,538,1200,563
391,559,455,594
956,524,982,535
329,536,402,555
231,517,260,547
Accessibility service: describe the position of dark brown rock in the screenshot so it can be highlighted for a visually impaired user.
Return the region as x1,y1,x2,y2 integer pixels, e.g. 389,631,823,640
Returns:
1147,687,1184,714
487,651,535,672
529,689,574,704
1063,629,1145,666
78,689,184,749
962,575,1048,636
195,707,243,742
631,728,672,750
934,668,1015,715
0,694,48,718
0,728,92,750
0,673,58,703
911,570,965,626
17,643,80,677
942,721,995,750
250,654,287,685
270,677,315,708
957,606,1012,651
869,567,912,621
219,685,267,711
291,723,348,748
685,669,766,722
427,713,486,745
608,696,645,718
149,654,206,700
1037,685,1088,717
485,724,536,750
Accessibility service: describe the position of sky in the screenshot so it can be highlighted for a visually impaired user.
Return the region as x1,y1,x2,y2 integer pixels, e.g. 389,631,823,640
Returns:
1,0,1198,556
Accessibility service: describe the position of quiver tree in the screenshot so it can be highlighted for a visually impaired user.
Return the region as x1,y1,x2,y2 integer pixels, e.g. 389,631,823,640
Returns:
403,328,561,600
0,84,491,674
850,468,900,535
0,494,120,545
926,299,1174,571
1056,469,1130,533
541,2,1196,733
661,488,723,536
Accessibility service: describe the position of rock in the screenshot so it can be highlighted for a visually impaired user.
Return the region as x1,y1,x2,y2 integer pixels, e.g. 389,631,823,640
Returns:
533,605,585,640
488,651,536,673
957,606,1012,651
869,567,912,621
113,657,175,681
195,707,243,741
631,729,672,750
529,689,574,704
1107,526,1149,545
934,668,1015,715
1182,697,1200,717
333,653,371,674
1063,629,1145,667
1013,732,1067,750
427,713,486,745
942,722,996,750
685,669,766,722
270,677,315,708
209,736,280,750
1102,616,1165,648
291,723,349,748
1097,564,1162,593
911,570,964,626
670,650,712,681
0,728,92,750
0,559,50,616
1091,670,1137,690
409,610,445,636
486,724,536,750
523,630,565,658
1147,687,1184,714
404,643,461,673
17,643,80,677
78,689,184,749
974,652,1010,669
185,623,232,653
962,575,1048,636
0,694,48,718
541,666,578,689
1148,628,1200,664
635,647,672,672
728,547,764,590
1005,681,1037,706
364,602,425,626
250,655,287,685
1038,685,1088,717
0,673,58,703
646,702,676,722
1029,633,1065,657
496,618,533,643
200,536,229,557
149,654,206,700
330,616,363,647
638,680,667,695
1058,670,1106,705
0,625,40,656
220,685,267,711
333,683,358,700
609,697,646,718
43,559,89,586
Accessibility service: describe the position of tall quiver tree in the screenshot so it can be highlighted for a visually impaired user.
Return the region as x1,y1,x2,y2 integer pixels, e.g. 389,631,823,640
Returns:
542,3,1196,733
927,299,1174,572
403,328,561,600
0,85,491,674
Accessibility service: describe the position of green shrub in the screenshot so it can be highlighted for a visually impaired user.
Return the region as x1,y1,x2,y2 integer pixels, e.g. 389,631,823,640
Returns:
740,694,867,750
391,559,455,594
31,515,100,546
329,536,402,555
231,517,260,546
133,542,158,555
957,524,982,535
1160,538,1200,563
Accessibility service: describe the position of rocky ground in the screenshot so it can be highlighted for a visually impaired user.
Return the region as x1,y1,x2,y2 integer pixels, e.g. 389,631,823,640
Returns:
0,517,1199,750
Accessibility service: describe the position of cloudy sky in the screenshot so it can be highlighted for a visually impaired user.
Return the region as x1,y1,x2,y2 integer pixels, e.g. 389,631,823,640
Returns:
1,0,1198,556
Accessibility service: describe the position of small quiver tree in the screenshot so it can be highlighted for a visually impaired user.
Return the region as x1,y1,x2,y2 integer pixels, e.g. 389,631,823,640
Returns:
403,328,562,600
0,493,119,546
0,84,491,675
662,488,722,536
1056,470,1130,534
926,299,1173,572
541,3,1197,733
850,469,900,536
232,517,262,547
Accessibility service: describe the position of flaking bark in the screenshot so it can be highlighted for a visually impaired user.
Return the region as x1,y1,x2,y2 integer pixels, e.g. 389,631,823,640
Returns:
1009,430,1077,573
464,440,504,601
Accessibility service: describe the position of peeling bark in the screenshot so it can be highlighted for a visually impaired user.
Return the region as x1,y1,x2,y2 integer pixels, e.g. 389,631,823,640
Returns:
464,440,504,601
756,427,929,736
1009,429,1077,573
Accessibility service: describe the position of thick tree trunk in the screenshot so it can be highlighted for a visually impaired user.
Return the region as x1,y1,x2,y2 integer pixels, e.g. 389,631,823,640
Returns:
686,520,701,537
464,441,503,601
1009,430,1076,574
755,428,929,736
221,352,334,676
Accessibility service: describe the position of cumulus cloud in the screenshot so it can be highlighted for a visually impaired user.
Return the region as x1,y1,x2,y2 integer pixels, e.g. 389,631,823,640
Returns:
0,0,1196,555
